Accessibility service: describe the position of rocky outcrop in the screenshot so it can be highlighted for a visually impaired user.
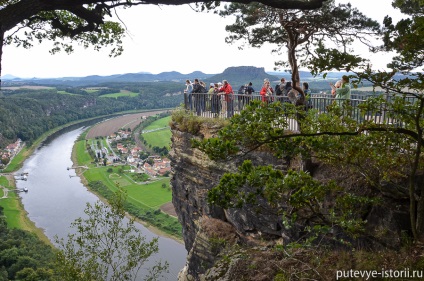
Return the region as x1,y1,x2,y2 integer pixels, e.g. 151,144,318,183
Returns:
170,120,412,280
170,122,288,279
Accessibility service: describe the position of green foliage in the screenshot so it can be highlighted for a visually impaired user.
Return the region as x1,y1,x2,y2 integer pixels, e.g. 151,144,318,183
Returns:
208,160,372,237
193,100,304,160
215,0,380,96
172,106,229,135
129,172,149,182
0,88,178,149
54,190,169,281
382,0,424,71
87,177,180,237
0,207,56,281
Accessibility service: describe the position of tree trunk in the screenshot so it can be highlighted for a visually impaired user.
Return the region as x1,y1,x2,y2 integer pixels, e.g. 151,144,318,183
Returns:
413,98,424,240
0,29,3,89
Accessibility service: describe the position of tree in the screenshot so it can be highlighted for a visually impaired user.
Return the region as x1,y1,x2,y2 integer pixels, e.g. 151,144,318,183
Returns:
0,0,330,81
55,190,168,281
312,0,424,240
194,0,424,243
215,0,380,103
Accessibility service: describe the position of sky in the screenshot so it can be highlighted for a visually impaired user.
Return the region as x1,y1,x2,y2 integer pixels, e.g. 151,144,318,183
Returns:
1,0,405,78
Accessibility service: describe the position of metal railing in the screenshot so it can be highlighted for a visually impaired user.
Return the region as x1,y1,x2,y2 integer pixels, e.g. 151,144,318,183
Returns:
183,92,416,132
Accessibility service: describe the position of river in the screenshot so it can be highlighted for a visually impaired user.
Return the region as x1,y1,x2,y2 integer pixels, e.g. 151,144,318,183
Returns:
16,127,187,280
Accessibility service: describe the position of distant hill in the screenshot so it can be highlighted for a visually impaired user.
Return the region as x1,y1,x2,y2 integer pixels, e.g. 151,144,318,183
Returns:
1,71,216,87
205,66,280,89
1,68,389,88
1,74,21,80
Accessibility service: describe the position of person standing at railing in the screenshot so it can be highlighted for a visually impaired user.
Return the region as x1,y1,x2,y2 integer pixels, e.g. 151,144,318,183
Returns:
275,77,286,104
245,82,255,106
330,76,351,112
330,75,351,100
303,82,312,110
260,80,274,104
184,79,193,110
330,80,342,98
218,80,234,118
237,84,247,110
199,81,207,114
191,79,204,116
209,83,219,117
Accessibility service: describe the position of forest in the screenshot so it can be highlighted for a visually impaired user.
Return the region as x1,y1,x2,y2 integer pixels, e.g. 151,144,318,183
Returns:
0,81,184,148
0,206,56,281
0,74,382,150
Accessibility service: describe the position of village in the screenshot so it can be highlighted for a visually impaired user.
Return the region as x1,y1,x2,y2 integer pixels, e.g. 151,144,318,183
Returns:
0,138,23,170
90,128,171,179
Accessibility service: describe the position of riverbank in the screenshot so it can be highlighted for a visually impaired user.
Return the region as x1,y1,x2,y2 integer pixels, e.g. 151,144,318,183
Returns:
0,108,173,245
0,174,52,245
71,129,184,244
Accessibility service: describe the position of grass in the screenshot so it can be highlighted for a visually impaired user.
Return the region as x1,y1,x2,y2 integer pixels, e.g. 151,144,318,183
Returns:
3,146,32,173
0,176,51,244
123,178,171,208
79,143,180,238
143,130,172,149
57,90,79,95
144,116,171,130
100,90,139,98
75,139,94,166
142,116,172,149
82,167,171,207
84,89,99,93
0,109,174,243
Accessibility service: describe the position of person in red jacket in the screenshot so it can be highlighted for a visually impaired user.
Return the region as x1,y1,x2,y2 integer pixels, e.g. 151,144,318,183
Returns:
218,80,234,117
260,80,274,103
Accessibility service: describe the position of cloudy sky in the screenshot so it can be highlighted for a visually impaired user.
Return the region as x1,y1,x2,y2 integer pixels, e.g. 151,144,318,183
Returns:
1,0,404,78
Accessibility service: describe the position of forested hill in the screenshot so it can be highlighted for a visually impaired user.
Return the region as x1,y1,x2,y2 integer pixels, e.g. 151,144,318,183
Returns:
0,84,182,148
0,66,380,149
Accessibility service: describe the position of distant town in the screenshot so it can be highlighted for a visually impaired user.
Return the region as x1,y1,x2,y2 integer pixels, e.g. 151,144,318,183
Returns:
90,128,171,178
0,138,23,169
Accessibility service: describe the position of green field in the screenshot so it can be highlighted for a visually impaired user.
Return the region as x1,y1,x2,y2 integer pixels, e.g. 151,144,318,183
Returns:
123,178,171,208
75,139,93,166
75,122,180,238
100,90,139,98
83,166,171,207
84,89,99,93
0,176,19,228
142,116,172,149
144,116,171,130
57,90,79,95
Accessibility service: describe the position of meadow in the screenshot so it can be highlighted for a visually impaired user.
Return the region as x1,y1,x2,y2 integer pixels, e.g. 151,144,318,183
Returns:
75,116,181,238
99,90,139,98
83,166,171,207
142,116,172,149
0,176,20,228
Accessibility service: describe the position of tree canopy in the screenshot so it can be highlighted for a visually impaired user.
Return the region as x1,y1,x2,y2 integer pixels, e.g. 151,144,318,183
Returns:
55,191,168,281
215,0,380,102
192,0,424,243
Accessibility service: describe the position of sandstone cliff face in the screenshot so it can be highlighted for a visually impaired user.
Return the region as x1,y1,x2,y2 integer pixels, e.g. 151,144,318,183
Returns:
170,122,288,280
170,121,411,281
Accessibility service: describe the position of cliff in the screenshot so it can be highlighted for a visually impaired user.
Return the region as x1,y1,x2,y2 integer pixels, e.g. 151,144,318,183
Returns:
170,117,414,280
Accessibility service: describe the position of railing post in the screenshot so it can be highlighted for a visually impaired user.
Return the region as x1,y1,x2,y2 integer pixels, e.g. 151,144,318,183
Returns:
184,92,188,111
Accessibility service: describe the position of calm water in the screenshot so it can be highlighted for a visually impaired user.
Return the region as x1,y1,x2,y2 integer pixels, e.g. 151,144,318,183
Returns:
16,127,186,280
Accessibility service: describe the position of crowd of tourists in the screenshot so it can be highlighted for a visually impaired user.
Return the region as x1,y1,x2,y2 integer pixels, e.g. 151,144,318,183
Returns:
184,75,351,117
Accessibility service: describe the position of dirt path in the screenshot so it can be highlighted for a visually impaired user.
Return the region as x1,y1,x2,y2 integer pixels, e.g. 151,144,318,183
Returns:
160,202,178,217
0,186,8,199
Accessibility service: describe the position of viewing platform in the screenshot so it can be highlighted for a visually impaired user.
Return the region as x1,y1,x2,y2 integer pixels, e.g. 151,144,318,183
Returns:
183,92,407,132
